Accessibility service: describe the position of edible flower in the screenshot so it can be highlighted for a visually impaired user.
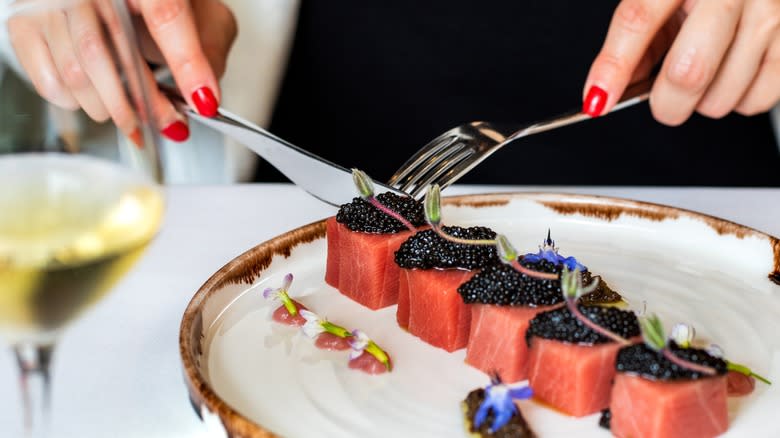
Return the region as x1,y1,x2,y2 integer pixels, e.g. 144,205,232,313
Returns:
639,314,717,376
474,375,533,433
670,323,695,348
495,234,560,280
560,267,631,345
671,323,771,385
300,310,351,339
522,230,586,271
262,273,298,316
352,168,416,232
348,329,392,371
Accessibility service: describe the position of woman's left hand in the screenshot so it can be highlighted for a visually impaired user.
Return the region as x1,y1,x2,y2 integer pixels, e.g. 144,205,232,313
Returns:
583,0,780,125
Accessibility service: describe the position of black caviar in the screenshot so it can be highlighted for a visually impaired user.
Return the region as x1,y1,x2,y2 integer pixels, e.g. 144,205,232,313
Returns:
395,226,499,270
462,388,535,438
598,409,611,430
458,260,622,306
616,342,727,381
335,192,425,233
458,260,565,306
525,305,640,346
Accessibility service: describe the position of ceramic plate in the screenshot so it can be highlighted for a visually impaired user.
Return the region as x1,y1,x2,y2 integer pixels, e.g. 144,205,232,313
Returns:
179,192,780,437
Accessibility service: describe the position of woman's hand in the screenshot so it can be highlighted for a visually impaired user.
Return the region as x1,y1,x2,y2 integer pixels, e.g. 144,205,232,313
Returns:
6,0,237,143
583,0,780,125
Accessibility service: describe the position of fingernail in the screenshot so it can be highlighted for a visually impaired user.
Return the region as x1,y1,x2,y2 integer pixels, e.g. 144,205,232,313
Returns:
129,129,143,149
191,87,218,117
161,120,190,142
583,85,608,117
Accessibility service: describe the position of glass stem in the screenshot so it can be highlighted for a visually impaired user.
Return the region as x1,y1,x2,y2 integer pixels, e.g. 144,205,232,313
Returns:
13,343,55,438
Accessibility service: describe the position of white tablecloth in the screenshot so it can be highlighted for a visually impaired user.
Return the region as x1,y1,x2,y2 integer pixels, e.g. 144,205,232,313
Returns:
1,183,779,438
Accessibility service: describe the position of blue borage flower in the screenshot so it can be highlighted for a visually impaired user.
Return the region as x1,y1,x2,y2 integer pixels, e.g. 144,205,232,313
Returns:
522,230,586,272
262,273,299,316
668,322,771,385
474,375,533,433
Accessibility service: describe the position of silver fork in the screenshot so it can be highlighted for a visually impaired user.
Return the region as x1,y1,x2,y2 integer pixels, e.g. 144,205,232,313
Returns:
387,77,653,198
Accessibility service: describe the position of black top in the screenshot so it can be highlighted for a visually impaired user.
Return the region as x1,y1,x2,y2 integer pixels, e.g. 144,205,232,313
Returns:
258,1,780,186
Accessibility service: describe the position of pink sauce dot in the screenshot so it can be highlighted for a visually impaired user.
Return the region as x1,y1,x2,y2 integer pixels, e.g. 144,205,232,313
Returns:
314,332,352,351
727,370,756,397
348,352,392,375
271,300,308,327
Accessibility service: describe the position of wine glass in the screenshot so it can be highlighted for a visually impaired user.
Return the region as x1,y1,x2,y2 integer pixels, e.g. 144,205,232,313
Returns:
0,1,165,436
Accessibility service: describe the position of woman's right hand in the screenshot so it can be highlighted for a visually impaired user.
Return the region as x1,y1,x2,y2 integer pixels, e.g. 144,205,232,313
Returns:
6,0,237,144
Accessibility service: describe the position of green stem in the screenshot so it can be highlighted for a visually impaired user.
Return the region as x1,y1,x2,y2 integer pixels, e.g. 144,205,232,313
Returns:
321,321,351,338
279,294,298,316
727,361,772,385
366,341,392,371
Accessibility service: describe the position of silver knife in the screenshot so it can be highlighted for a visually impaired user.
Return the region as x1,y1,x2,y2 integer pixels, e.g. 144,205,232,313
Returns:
162,87,408,207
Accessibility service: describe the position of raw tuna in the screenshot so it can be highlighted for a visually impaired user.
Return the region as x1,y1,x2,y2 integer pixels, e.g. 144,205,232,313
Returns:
400,268,477,352
610,373,728,438
394,226,500,352
465,304,558,382
526,337,629,417
325,217,416,309
610,342,730,438
524,305,640,417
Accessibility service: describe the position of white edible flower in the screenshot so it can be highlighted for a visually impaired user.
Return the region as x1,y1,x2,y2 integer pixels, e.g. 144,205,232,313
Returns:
300,310,325,338
348,329,370,360
670,323,695,348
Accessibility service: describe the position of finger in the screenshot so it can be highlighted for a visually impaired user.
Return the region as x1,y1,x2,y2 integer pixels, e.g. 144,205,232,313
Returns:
44,10,109,122
139,0,220,116
583,0,684,116
649,0,744,126
191,0,237,78
7,16,78,109
698,0,780,118
66,3,134,129
629,15,683,83
736,35,780,115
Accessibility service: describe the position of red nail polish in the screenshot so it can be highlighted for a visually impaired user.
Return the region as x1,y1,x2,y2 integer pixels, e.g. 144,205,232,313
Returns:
128,129,143,149
583,85,608,117
161,120,190,142
191,87,218,117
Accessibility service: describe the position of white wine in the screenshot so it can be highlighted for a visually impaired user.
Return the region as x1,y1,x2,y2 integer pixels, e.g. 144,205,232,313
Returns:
0,153,164,344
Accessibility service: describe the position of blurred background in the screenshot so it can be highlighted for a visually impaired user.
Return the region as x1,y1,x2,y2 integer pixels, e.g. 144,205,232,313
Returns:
0,0,780,185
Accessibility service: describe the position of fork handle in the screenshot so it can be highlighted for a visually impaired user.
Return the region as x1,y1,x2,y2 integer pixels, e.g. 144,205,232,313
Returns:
508,76,653,141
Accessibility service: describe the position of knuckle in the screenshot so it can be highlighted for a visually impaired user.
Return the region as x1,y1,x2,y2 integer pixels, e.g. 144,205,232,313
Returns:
696,99,731,119
666,49,713,92
146,0,186,30
59,59,90,89
614,0,654,35
76,30,104,59
719,0,743,16
750,0,780,37
594,51,632,76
